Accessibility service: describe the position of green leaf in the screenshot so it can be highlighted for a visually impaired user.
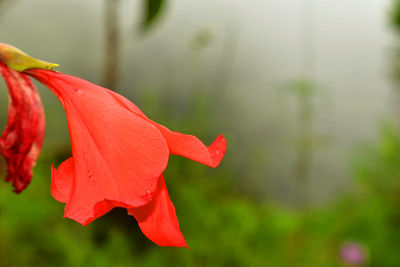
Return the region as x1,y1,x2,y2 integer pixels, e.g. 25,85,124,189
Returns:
141,0,166,31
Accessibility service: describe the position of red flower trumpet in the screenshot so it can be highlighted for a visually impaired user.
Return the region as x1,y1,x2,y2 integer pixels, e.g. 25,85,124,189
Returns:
0,43,227,247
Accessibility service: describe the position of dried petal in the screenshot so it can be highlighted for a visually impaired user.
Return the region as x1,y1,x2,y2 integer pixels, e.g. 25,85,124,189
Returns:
0,63,45,192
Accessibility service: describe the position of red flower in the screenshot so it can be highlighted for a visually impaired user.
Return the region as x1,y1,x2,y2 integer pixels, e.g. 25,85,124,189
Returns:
0,43,226,247
0,62,45,193
25,69,227,247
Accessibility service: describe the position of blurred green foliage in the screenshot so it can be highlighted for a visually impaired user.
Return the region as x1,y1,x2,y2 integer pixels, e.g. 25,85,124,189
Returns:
141,0,166,31
390,0,400,32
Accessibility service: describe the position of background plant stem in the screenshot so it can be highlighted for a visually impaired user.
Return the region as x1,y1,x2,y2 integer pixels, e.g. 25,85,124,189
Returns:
103,0,121,91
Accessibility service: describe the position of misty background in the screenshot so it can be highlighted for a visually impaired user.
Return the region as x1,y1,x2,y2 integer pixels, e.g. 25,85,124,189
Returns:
0,0,399,266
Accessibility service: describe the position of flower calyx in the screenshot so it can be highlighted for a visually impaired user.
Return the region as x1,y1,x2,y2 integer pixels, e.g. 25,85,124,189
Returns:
0,43,59,72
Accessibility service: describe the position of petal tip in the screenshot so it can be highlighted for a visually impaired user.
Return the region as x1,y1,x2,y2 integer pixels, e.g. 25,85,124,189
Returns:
208,134,227,168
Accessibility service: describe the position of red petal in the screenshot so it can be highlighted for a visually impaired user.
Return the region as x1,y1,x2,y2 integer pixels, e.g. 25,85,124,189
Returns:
128,175,187,247
0,63,45,193
155,125,227,168
52,160,131,225
27,69,169,225
107,89,227,168
51,158,74,203
106,89,147,117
